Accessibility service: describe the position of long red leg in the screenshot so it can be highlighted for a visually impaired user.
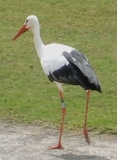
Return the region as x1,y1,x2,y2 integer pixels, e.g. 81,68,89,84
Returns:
84,89,91,145
50,90,66,149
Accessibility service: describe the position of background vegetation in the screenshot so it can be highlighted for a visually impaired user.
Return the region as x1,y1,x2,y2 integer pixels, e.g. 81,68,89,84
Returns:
0,0,117,134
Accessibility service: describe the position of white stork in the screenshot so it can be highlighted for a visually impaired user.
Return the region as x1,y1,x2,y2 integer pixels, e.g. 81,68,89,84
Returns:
12,15,102,149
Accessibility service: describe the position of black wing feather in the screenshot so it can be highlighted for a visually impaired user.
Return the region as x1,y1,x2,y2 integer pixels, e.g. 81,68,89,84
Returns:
48,49,102,92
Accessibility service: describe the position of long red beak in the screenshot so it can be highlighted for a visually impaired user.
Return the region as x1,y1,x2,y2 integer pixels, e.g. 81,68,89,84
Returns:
12,25,29,41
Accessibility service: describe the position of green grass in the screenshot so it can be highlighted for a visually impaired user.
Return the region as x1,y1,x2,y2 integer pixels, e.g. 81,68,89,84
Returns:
0,0,117,134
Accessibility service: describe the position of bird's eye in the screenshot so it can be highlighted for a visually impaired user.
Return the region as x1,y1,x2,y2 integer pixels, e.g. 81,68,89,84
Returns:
26,19,29,23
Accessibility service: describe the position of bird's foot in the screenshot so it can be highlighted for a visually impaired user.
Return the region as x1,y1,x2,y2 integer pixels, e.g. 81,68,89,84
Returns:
84,130,90,145
49,143,64,149
84,134,90,145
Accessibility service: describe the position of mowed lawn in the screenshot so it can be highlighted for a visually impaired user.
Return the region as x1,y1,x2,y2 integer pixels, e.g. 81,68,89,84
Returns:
0,0,117,133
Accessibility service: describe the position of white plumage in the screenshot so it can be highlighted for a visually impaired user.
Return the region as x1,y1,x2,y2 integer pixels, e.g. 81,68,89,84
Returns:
41,44,71,75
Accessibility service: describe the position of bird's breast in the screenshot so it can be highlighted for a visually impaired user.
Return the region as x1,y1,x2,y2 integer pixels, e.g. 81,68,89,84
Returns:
41,55,69,76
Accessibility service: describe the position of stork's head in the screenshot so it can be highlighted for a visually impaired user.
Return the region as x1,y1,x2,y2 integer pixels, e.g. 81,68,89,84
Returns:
12,15,39,41
24,15,38,30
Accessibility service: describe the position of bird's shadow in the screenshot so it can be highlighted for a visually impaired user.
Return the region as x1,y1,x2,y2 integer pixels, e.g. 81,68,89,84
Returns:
52,153,110,160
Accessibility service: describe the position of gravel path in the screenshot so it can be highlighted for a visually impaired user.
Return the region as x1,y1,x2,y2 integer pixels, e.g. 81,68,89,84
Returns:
0,122,116,160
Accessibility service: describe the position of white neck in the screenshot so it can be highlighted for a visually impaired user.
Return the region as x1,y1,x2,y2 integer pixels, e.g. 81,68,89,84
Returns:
32,24,45,59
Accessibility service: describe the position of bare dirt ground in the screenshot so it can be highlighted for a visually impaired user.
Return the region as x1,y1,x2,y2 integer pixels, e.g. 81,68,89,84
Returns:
0,122,117,160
